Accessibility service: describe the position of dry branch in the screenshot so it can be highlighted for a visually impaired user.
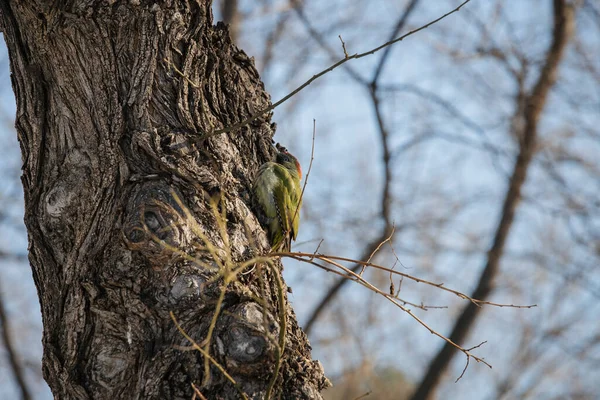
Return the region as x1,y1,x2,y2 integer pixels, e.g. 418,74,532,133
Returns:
199,0,472,140
0,283,32,400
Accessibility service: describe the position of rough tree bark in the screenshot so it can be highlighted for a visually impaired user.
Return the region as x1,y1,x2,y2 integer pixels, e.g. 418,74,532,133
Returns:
0,1,328,399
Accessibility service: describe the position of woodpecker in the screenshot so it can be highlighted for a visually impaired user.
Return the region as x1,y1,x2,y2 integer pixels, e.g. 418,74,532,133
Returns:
253,143,302,252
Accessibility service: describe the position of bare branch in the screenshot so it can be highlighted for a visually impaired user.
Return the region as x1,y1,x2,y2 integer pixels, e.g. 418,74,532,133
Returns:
281,251,494,376
303,0,428,334
170,312,249,400
291,120,316,235
199,0,472,140
0,281,32,400
290,0,366,83
278,252,536,309
371,0,421,84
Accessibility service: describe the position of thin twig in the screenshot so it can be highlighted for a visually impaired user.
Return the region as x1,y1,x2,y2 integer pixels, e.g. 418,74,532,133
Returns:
201,285,227,386
0,282,32,400
281,252,493,371
371,0,421,84
353,391,372,400
290,119,316,240
170,312,249,400
284,254,441,311
310,239,325,261
304,0,428,334
455,356,470,383
200,0,472,140
164,57,200,88
191,383,208,400
281,252,537,309
338,35,349,58
290,0,366,83
361,226,395,275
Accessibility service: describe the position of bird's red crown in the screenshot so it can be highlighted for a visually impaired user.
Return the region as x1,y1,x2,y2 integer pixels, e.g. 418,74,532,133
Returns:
276,143,302,179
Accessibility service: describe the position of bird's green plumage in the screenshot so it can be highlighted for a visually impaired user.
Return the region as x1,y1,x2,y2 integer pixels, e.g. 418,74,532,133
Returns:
253,149,302,251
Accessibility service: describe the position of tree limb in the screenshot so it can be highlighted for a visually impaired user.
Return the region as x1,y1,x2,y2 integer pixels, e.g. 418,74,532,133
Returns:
0,280,32,400
409,2,575,398
202,0,471,139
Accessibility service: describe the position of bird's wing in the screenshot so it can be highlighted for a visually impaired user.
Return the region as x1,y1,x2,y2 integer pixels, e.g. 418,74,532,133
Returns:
272,164,293,236
274,165,301,241
253,162,278,219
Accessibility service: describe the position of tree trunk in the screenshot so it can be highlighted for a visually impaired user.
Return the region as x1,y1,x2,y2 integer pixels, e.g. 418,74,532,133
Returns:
0,1,328,399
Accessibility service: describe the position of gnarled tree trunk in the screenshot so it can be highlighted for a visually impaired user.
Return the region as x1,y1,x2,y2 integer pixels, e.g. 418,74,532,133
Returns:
0,1,328,398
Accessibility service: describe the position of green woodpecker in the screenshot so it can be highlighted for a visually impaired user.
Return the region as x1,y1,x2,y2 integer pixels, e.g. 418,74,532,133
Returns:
253,144,302,252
